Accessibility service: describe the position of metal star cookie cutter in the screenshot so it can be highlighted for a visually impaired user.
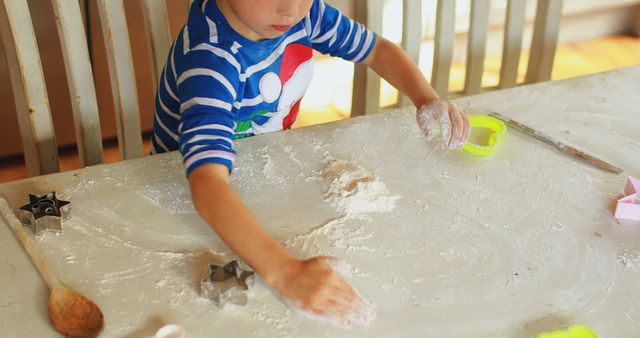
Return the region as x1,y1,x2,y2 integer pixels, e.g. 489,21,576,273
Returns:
17,192,70,234
201,260,255,308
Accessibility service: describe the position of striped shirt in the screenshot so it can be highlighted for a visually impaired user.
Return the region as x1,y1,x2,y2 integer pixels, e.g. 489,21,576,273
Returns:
152,0,377,176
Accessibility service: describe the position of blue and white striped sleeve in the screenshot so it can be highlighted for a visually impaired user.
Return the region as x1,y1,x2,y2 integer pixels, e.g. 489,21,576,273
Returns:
177,50,239,177
304,0,377,63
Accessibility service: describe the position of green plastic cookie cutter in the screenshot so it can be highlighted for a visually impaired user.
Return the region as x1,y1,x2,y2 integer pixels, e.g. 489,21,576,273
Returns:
537,324,599,338
463,115,507,156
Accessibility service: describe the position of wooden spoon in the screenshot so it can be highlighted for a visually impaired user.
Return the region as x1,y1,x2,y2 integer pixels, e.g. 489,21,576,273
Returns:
0,197,104,337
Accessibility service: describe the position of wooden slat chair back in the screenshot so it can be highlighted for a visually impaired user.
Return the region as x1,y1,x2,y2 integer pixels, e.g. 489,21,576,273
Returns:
352,0,564,115
0,0,157,177
141,0,172,85
142,0,198,83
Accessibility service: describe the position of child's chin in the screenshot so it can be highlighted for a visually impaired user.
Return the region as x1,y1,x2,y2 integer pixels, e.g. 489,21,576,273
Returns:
264,32,286,39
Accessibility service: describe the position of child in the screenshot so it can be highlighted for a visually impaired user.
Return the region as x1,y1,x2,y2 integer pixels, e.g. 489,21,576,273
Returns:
152,0,470,325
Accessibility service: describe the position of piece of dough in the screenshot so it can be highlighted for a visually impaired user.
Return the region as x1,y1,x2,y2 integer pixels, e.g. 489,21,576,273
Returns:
321,160,399,216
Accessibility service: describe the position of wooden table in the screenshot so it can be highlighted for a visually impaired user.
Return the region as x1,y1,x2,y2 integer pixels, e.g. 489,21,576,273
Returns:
1,67,639,337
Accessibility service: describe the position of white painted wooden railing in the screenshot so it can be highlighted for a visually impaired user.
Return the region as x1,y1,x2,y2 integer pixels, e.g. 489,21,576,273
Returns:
352,0,564,115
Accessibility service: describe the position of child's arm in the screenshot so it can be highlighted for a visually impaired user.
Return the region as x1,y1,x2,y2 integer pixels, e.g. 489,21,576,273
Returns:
188,163,363,319
362,37,470,147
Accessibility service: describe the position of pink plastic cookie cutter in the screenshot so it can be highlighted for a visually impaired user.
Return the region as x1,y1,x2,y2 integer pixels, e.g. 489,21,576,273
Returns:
614,176,640,222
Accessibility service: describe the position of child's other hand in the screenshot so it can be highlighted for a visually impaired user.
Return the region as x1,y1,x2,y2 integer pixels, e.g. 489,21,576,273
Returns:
270,257,375,327
416,99,471,149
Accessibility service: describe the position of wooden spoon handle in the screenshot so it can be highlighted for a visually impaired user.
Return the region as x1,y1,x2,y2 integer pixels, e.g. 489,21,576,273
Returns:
0,196,62,289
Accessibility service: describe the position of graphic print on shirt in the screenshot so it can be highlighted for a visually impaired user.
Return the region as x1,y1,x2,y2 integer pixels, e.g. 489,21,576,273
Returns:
153,0,377,175
234,43,314,136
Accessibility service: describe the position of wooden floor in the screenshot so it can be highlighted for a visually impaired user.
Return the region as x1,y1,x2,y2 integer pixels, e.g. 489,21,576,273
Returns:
1,35,639,183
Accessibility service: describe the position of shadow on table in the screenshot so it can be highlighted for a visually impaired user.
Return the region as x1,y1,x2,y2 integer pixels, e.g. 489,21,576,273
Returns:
518,313,574,338
120,314,167,338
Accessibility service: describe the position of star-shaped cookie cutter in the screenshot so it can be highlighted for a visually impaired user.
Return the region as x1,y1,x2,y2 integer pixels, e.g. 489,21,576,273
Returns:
614,176,640,222
201,260,254,308
17,192,70,234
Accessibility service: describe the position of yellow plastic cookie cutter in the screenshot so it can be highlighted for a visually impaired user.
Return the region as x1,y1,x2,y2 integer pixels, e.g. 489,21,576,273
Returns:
537,324,599,338
463,115,507,156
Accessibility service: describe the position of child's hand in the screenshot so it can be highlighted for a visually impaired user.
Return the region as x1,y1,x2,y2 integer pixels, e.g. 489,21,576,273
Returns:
270,257,375,327
416,99,471,149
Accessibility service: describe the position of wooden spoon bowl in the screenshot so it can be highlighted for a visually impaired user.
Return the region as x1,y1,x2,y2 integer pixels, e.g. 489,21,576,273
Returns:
49,287,104,338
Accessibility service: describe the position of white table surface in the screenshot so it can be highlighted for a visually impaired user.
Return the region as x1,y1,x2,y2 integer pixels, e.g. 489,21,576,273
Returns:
1,67,639,337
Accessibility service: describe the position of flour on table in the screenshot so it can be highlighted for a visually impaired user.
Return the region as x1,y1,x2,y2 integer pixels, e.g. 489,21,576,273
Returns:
322,160,400,216
138,181,195,214
618,249,639,268
286,160,399,257
260,145,284,184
